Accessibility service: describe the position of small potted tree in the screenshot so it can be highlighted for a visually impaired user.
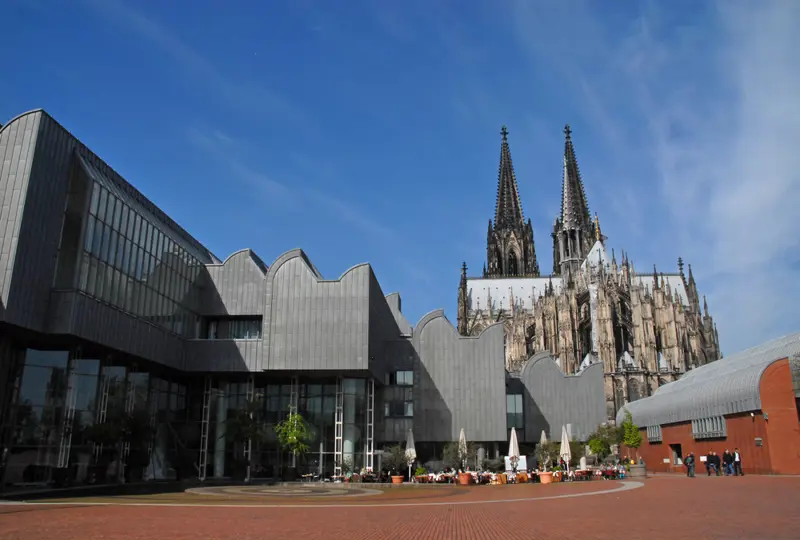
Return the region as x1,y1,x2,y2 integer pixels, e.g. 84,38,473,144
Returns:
340,456,354,482
274,407,311,482
442,441,475,484
621,411,645,477
382,445,407,483
535,441,558,484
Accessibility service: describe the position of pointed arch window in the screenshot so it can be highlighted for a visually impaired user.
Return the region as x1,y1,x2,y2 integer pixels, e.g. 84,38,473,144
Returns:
508,251,519,276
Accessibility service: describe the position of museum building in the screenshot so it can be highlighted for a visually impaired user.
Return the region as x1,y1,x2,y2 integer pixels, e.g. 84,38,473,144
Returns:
619,332,800,475
0,110,605,489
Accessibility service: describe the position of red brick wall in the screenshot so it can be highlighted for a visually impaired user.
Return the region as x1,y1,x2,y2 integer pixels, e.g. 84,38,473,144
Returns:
759,359,800,474
633,357,800,475
634,413,771,474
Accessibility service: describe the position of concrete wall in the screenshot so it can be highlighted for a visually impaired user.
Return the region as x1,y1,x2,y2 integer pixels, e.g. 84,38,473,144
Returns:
516,352,607,443
413,311,506,442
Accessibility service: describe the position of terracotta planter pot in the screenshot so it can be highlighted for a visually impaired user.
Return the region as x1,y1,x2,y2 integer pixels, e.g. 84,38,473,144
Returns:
539,471,553,484
391,475,404,484
458,472,472,485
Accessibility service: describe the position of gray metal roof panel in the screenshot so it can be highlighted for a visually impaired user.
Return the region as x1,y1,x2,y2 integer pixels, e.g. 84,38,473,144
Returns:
617,332,800,426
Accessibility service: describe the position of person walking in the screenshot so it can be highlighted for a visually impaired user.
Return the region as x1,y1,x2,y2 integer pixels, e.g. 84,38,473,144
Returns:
733,448,744,476
685,452,696,477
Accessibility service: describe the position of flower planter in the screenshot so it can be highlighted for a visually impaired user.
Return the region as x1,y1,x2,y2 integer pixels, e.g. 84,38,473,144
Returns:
457,472,472,485
628,464,647,478
539,471,553,484
391,475,404,484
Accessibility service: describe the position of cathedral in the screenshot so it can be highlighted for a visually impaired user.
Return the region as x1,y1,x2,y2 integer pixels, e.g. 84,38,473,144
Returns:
457,125,722,420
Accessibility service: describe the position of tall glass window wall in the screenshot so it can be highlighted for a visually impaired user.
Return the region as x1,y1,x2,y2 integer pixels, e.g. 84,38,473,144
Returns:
3,362,374,488
382,370,413,443
506,393,524,441
2,349,189,490
77,180,203,337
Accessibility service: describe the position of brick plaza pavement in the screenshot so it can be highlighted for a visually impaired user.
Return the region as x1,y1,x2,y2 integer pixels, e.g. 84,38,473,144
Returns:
0,475,798,540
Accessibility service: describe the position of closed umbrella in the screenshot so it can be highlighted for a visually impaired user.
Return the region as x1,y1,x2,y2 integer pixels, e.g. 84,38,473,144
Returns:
508,427,520,471
539,430,549,471
458,428,468,471
405,429,417,481
560,425,572,472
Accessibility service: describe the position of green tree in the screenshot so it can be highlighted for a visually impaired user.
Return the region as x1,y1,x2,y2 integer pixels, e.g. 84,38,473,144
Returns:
274,410,312,467
381,444,407,474
442,441,477,471
568,440,585,467
621,410,643,456
535,441,559,471
587,422,624,459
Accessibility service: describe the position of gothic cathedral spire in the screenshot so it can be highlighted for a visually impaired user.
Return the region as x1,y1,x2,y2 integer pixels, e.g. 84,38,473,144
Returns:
552,125,595,276
486,126,539,278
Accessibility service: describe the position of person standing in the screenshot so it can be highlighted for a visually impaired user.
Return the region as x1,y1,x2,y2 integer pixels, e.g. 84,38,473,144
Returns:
685,452,696,477
722,449,733,476
733,448,744,476
711,452,721,476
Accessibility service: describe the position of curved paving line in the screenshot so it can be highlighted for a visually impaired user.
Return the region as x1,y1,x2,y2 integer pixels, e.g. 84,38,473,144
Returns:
185,486,384,498
2,481,644,509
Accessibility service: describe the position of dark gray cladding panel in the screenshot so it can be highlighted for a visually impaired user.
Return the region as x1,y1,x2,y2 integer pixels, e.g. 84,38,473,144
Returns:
1,111,75,330
202,249,267,316
384,292,412,335
413,312,507,443
14,114,82,331
184,339,261,372
263,251,370,371
368,272,401,381
47,291,184,370
0,111,41,317
518,352,606,443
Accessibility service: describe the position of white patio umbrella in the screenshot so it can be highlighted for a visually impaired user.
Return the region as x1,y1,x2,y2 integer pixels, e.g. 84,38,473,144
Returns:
405,429,417,481
559,424,572,472
508,427,520,471
458,428,468,471
539,429,549,471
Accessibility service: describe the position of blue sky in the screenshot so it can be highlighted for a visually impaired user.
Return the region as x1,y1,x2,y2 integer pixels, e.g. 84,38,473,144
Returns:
1,0,798,353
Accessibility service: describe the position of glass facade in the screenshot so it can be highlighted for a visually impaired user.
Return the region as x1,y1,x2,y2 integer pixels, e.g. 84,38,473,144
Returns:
506,393,523,440
77,179,204,337
1,349,378,490
382,370,413,443
1,348,192,488
204,317,263,340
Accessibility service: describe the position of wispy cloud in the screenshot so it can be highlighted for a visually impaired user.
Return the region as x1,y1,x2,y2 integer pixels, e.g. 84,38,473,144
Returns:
187,128,294,206
508,0,800,351
80,0,311,127
186,127,432,285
